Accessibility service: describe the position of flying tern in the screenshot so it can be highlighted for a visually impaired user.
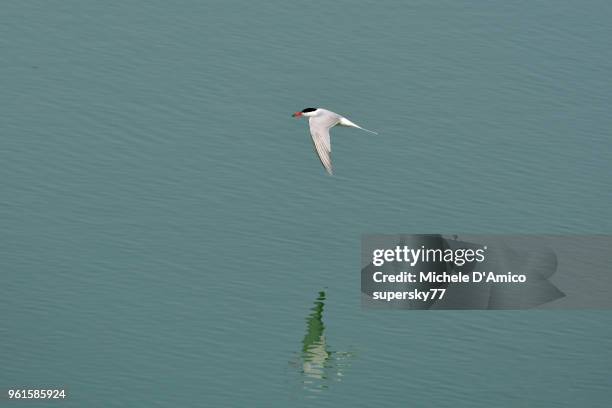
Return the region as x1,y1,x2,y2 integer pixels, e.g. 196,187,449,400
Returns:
292,107,377,175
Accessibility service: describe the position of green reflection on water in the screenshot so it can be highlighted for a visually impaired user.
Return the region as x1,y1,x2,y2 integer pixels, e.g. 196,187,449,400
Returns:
297,291,354,394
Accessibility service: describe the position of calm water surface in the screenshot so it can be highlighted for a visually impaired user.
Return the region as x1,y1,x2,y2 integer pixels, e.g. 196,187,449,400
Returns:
2,1,612,406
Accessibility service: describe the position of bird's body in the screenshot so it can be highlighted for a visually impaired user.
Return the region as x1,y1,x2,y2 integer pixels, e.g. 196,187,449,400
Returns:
292,107,377,175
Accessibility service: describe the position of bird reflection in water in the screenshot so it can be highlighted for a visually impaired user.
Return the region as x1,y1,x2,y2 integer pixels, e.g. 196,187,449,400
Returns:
292,291,354,395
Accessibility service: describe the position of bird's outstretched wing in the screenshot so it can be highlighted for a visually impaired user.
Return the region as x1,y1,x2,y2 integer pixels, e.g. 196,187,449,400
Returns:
309,115,340,175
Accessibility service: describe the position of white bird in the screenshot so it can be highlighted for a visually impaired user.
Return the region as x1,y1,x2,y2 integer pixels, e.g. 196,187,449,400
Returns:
292,107,377,175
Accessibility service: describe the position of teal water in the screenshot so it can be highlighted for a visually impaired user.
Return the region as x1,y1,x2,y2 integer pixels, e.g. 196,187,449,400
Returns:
2,1,612,406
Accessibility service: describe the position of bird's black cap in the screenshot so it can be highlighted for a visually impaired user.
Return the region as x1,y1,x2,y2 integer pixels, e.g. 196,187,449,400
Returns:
301,108,317,113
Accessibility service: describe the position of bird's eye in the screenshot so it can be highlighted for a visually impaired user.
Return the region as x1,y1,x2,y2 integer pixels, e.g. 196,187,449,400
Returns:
302,108,317,113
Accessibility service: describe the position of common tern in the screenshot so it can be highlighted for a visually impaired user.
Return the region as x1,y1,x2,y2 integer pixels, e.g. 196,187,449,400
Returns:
292,107,377,175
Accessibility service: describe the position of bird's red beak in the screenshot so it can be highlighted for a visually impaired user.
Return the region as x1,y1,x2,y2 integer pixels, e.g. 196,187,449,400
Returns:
292,111,302,118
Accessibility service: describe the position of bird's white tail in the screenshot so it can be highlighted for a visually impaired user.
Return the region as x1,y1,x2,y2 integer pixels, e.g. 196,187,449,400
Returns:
357,126,378,135
338,117,378,135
